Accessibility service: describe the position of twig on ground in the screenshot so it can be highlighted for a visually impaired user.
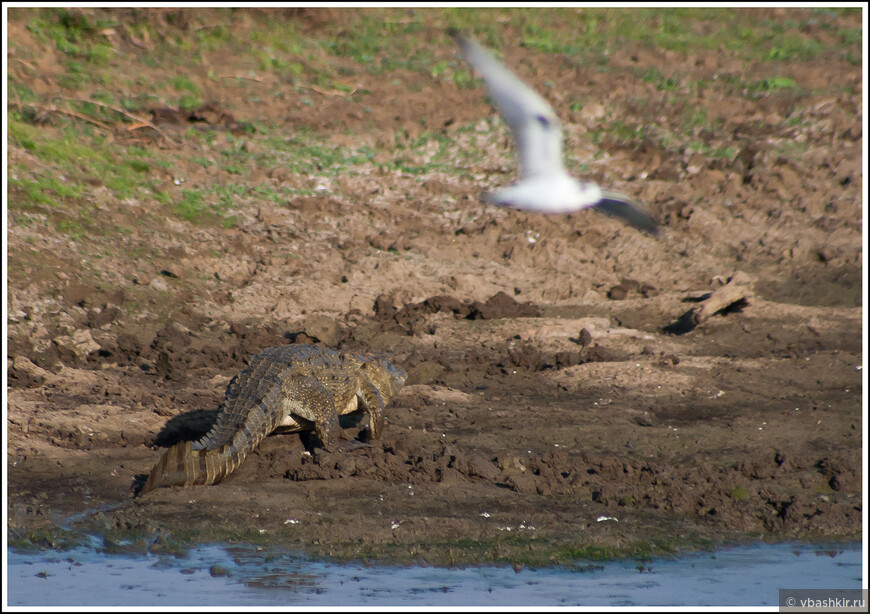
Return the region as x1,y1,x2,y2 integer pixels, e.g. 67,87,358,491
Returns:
10,85,24,114
664,271,753,335
24,102,111,131
195,23,226,32
219,74,266,83
295,83,358,97
58,96,179,145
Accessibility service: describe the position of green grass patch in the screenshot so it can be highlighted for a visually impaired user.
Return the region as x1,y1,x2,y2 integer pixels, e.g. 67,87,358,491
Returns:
177,94,202,111
640,67,683,92
189,156,217,168
740,75,802,100
195,23,233,51
8,526,92,553
169,75,199,94
7,7,860,239
837,27,861,46
557,539,678,561
455,8,859,67
174,189,208,222
728,487,751,501
8,175,84,210
304,532,688,567
21,8,117,91
25,8,116,63
598,120,649,144
8,113,162,236
754,75,798,91
265,133,375,175
13,7,860,105
771,138,810,160
171,184,244,228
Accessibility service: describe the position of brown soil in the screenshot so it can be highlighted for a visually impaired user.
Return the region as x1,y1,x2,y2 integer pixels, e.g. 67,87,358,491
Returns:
6,8,863,565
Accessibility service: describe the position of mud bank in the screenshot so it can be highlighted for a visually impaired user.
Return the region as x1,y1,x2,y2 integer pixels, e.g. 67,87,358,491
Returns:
6,8,863,565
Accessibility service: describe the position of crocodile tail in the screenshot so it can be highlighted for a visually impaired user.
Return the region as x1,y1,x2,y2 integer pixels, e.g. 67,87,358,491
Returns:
139,440,245,496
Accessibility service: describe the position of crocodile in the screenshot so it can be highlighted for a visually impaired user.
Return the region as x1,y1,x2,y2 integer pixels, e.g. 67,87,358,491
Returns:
140,344,406,495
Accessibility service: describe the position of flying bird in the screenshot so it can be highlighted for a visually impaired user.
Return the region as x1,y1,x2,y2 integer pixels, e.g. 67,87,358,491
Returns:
450,30,658,235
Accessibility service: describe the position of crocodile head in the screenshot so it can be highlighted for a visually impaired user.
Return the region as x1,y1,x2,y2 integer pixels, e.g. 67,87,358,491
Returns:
364,356,407,401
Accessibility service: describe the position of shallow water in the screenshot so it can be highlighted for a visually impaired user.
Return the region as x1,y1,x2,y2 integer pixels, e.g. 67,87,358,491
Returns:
6,541,863,607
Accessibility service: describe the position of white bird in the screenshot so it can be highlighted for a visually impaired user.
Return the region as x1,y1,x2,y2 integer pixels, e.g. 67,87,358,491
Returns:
450,30,658,235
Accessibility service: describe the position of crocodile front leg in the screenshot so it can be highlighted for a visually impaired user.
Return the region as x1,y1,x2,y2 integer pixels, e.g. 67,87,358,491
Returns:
356,379,386,440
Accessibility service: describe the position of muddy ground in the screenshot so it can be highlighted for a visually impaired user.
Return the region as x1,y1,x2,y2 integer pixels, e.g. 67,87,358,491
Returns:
6,8,864,565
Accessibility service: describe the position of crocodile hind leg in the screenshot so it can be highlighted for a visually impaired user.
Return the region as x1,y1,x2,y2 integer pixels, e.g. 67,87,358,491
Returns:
281,375,342,450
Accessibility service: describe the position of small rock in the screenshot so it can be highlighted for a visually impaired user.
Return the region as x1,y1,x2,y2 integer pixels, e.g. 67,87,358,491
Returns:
582,344,620,363
465,454,501,482
633,412,657,427
155,351,185,381
9,355,49,387
86,304,121,329
498,455,528,473
466,291,541,320
268,167,293,183
608,278,643,300
685,152,707,176
579,101,605,122
620,278,641,292
505,472,538,494
607,284,629,300
303,315,342,347
639,283,659,298
405,361,446,386
554,351,580,368
149,277,169,292
54,329,101,362
209,565,228,577
63,284,93,307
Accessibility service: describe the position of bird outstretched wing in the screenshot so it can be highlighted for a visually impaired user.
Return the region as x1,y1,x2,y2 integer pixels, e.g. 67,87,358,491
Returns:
450,30,564,180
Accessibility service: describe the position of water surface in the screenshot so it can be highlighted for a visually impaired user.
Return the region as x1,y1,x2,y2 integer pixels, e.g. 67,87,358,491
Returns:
6,541,862,607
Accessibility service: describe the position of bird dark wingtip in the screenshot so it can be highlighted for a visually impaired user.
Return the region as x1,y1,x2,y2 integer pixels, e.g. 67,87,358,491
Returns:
448,28,476,52
626,214,661,237
644,224,662,238
447,27,466,45
595,190,661,236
